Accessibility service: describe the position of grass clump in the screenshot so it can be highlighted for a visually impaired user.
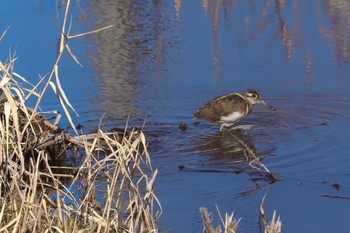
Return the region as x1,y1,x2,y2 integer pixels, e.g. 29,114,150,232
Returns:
0,1,161,232
200,195,281,233
200,206,240,233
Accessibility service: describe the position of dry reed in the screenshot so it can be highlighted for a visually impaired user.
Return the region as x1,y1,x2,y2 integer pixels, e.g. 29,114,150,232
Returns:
260,194,282,233
0,1,161,232
200,195,282,233
200,206,240,233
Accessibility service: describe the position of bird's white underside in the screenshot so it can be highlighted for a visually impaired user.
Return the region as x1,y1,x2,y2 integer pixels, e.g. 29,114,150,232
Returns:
220,111,244,123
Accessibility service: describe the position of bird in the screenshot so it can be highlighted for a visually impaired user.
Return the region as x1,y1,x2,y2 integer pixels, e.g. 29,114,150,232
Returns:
193,89,276,131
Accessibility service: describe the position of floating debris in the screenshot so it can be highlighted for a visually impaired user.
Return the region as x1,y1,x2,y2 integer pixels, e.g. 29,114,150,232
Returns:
178,121,188,131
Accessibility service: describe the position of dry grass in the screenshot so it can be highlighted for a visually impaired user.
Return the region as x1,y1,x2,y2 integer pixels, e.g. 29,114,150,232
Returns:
260,195,282,233
0,1,160,232
200,195,281,233
200,206,240,233
0,127,161,232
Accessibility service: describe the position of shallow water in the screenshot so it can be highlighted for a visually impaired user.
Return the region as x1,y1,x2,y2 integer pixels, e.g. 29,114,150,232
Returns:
3,0,350,232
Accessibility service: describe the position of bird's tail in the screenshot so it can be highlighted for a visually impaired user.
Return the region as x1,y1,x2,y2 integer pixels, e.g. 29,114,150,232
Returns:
192,109,202,120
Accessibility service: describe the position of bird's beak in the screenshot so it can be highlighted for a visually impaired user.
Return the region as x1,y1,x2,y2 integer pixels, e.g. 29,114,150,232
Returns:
260,100,276,111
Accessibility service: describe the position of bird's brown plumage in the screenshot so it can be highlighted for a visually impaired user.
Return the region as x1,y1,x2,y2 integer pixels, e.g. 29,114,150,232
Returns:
193,93,251,123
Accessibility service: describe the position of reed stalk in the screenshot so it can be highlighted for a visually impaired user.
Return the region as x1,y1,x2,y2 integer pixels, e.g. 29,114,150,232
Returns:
0,1,161,232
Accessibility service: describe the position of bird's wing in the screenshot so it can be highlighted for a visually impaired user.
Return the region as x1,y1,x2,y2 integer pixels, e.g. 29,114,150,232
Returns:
193,93,247,122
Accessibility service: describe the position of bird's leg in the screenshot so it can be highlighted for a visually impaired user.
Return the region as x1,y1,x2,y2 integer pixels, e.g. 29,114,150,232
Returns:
229,124,254,130
220,123,233,131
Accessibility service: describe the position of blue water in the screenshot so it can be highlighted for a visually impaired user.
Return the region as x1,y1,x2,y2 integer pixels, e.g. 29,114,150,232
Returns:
2,1,350,232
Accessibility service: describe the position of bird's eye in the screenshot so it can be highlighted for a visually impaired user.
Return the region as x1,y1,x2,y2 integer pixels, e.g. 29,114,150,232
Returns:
252,93,257,98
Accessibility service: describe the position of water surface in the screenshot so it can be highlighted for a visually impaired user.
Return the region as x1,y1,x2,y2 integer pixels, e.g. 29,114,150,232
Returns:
3,1,350,232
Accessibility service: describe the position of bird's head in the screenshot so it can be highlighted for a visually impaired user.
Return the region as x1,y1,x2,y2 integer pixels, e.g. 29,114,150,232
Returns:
243,89,276,111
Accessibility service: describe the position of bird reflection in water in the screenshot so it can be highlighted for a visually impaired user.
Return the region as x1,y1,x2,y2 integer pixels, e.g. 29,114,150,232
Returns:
189,128,277,194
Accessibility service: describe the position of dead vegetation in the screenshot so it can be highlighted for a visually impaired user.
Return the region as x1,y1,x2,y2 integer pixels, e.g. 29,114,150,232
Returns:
200,206,240,233
200,195,281,233
0,1,160,232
